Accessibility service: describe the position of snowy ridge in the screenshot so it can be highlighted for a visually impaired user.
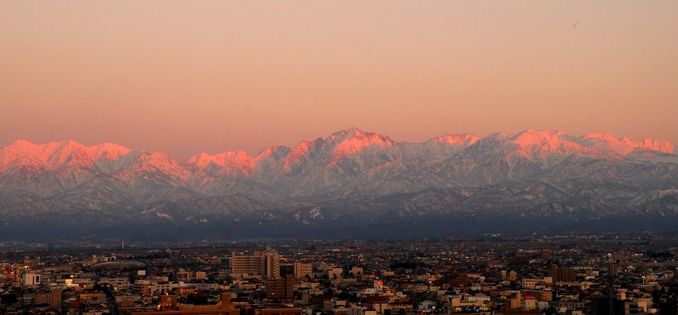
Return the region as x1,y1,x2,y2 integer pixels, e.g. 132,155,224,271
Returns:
2,129,672,177
0,128,676,239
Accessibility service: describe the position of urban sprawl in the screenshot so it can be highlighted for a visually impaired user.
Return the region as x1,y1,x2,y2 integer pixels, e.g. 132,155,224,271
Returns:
2,236,678,314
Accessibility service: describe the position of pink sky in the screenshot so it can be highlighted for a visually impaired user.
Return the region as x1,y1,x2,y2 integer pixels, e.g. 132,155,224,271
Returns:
1,1,677,159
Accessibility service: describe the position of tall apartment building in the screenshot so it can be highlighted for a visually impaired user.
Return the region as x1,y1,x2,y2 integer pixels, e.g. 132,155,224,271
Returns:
23,272,41,286
264,250,281,279
266,275,296,301
549,264,576,283
293,262,313,279
231,249,280,279
231,253,264,277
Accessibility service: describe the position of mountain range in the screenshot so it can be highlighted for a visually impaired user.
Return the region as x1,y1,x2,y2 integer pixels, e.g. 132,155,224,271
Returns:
1,128,677,241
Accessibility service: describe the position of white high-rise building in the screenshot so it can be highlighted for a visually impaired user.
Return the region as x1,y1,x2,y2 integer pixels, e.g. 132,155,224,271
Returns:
23,272,40,286
264,250,280,279
231,249,280,279
294,262,313,279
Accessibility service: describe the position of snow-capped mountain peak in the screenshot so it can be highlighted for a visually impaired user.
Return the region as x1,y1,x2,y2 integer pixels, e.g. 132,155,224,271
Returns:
327,128,395,162
0,129,676,240
283,140,314,171
579,132,674,156
188,151,256,174
431,133,479,146
0,139,131,171
511,129,578,150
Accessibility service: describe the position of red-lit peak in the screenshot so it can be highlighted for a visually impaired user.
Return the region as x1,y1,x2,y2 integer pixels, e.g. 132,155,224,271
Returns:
580,132,674,155
507,129,586,158
431,134,479,146
283,140,314,171
0,139,131,170
328,128,395,161
511,129,570,149
188,151,256,173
